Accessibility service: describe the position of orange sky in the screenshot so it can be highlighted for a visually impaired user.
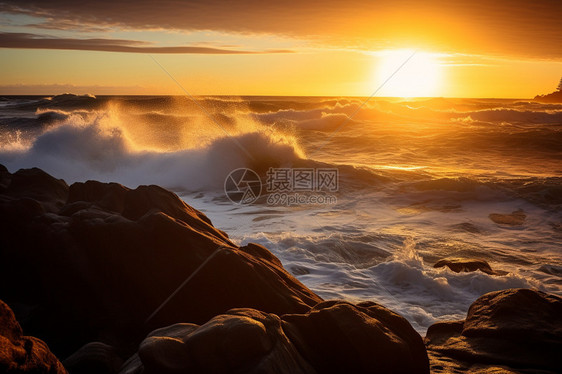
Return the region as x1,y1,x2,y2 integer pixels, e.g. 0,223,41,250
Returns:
0,0,561,97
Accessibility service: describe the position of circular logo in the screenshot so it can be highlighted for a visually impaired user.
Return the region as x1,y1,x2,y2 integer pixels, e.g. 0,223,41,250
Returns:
224,168,262,205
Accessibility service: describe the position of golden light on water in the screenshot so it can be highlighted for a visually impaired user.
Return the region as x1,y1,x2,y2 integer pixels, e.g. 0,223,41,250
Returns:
374,50,442,98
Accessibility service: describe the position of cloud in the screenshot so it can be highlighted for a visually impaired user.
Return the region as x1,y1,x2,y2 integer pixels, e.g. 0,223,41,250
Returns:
0,0,561,59
0,83,148,95
0,32,293,54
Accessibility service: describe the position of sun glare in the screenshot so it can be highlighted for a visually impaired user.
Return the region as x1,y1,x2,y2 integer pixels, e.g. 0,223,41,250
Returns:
374,50,442,98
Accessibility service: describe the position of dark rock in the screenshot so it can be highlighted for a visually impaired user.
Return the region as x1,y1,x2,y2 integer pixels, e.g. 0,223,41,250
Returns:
0,299,67,373
425,288,562,374
5,167,68,212
534,90,562,103
63,342,123,374
145,243,321,331
283,300,430,374
0,167,321,357
123,302,429,374
462,289,562,341
434,258,507,276
0,164,10,190
134,312,314,374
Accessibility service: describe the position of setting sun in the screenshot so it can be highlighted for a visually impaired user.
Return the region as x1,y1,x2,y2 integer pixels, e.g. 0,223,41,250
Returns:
374,50,442,97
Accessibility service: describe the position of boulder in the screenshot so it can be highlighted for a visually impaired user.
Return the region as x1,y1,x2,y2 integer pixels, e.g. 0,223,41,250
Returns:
0,299,67,374
0,166,321,357
282,301,429,374
425,288,562,374
122,302,429,374
136,312,313,374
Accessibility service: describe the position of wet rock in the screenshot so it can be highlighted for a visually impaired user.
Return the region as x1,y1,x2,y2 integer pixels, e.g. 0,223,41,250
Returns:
124,302,429,374
425,288,562,374
0,299,67,373
434,258,507,276
283,301,430,374
124,311,314,374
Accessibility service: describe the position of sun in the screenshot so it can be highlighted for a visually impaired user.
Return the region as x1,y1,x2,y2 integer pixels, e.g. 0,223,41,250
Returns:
373,50,442,98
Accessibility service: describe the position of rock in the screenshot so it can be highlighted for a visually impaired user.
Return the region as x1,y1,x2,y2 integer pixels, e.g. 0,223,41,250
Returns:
0,164,10,190
5,167,68,212
283,301,430,374
0,166,321,357
125,311,314,374
63,342,123,374
488,209,526,226
425,288,562,374
434,258,507,276
534,90,562,103
123,302,429,374
0,299,67,374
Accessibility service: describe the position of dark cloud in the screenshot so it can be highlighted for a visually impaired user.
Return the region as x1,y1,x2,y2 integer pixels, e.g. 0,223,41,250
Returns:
0,83,142,95
0,32,293,54
0,0,561,58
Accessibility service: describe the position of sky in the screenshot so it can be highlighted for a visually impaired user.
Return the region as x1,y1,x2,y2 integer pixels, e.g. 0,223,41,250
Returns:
0,0,561,97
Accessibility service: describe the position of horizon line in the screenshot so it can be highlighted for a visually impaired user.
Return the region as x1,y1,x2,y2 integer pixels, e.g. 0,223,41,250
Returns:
0,93,544,100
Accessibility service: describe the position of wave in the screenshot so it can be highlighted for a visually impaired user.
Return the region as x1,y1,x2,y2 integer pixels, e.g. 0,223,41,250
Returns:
0,103,308,192
1,95,562,207
452,108,562,124
241,233,541,333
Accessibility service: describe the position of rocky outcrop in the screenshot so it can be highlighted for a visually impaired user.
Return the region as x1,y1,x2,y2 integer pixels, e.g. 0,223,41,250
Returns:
0,165,321,357
282,301,430,374
121,301,430,374
425,289,562,374
534,90,562,103
433,258,507,276
0,300,67,374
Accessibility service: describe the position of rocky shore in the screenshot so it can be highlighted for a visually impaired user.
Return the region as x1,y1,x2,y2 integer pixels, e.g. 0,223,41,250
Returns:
534,90,562,103
1,165,560,374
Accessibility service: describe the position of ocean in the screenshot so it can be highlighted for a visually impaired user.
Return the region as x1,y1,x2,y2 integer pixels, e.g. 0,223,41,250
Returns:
1,93,561,334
